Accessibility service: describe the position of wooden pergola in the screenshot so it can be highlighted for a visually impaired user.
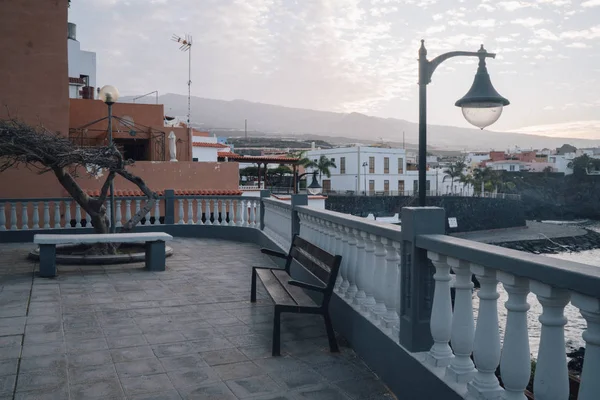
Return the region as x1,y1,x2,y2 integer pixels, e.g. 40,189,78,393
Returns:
218,153,300,190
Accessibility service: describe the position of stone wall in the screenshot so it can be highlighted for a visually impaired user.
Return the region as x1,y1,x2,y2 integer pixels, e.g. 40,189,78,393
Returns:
325,195,526,233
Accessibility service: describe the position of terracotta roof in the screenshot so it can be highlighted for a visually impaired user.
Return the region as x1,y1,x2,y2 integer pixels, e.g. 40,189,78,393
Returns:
217,151,239,157
192,142,229,148
84,189,242,197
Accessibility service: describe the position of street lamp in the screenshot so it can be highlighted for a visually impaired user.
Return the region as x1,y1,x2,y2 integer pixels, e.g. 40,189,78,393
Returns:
307,172,322,195
98,85,120,233
362,162,368,195
418,40,509,206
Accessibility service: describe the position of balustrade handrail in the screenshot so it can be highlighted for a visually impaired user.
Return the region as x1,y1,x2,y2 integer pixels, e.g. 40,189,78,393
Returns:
417,233,600,298
262,197,292,210
1,195,165,202
295,205,401,239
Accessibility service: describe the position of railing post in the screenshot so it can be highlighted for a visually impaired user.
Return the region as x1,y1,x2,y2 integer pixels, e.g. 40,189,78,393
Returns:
259,190,270,230
164,189,175,225
291,194,308,238
399,206,445,352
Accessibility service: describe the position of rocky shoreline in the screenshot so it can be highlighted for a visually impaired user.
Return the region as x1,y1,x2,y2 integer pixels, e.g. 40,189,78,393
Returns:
494,227,600,254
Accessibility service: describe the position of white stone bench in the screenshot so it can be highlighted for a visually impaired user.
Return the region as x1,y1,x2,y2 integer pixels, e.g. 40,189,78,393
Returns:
34,232,173,277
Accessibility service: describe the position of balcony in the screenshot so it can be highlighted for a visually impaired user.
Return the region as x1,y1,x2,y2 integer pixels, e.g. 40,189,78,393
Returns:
0,192,599,399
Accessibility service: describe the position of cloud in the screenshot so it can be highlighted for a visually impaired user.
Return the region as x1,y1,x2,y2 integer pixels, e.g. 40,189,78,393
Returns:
566,42,590,48
497,1,536,11
425,25,446,34
560,26,600,40
510,120,600,139
534,28,559,40
511,17,547,27
471,19,496,28
582,0,600,7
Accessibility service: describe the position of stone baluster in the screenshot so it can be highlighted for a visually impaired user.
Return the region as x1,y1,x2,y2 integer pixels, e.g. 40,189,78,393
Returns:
53,201,61,229
188,198,194,224
32,202,40,229
21,202,29,230
106,202,111,228
426,252,454,367
135,199,142,224
446,258,476,382
9,202,17,230
85,211,91,228
316,218,326,248
358,233,377,313
381,238,400,333
204,199,212,225
571,293,600,400
236,199,244,226
467,265,503,399
125,199,132,224
228,199,235,226
370,236,388,322
531,282,570,400
43,201,50,229
75,203,82,228
0,203,5,231
213,199,220,225
196,198,203,225
323,221,333,254
64,200,71,228
498,272,531,400
178,199,185,224
345,228,360,300
154,200,161,225
309,216,319,243
329,223,343,291
114,200,121,227
249,200,256,228
144,200,151,225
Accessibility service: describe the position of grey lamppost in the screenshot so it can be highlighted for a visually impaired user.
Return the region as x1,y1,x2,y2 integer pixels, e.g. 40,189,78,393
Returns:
418,40,509,206
307,172,322,195
362,162,368,195
98,85,120,233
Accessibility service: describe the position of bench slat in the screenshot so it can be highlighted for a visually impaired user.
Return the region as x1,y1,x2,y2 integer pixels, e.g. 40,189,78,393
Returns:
34,232,173,245
255,269,296,306
271,269,316,307
290,247,331,284
293,236,337,270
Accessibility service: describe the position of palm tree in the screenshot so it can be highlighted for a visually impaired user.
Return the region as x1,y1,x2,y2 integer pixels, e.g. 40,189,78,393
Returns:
443,160,466,194
472,166,493,195
314,155,337,179
459,173,475,196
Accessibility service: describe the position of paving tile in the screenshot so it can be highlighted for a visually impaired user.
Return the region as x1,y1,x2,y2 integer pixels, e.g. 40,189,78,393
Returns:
0,374,16,394
68,363,118,384
68,350,113,368
152,342,195,358
65,337,108,353
159,355,208,371
238,345,275,360
144,332,187,345
115,358,164,378
213,361,264,380
21,341,65,358
19,354,66,373
225,374,282,399
190,337,234,352
335,377,391,400
130,390,183,400
111,346,155,363
69,376,125,399
0,358,18,376
295,384,350,400
269,368,325,391
106,334,148,349
167,367,220,389
14,386,69,400
178,382,237,400
201,348,249,366
120,373,175,395
16,369,67,392
313,360,372,383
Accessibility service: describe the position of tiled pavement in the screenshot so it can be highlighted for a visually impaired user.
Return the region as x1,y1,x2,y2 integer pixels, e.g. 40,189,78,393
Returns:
0,238,394,400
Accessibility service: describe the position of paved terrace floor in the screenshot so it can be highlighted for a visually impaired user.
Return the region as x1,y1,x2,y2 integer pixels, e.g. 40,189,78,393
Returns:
0,238,394,400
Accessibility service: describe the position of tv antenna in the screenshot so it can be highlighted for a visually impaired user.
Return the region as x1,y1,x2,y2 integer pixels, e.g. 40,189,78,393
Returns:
171,34,192,127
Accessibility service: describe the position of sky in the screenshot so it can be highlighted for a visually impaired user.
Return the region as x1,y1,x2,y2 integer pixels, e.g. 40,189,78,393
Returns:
70,0,600,138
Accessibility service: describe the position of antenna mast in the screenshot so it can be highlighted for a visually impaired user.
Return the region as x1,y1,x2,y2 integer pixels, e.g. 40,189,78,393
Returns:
171,34,192,127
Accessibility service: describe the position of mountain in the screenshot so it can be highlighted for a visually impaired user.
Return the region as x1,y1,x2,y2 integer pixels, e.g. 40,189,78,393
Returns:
121,93,600,151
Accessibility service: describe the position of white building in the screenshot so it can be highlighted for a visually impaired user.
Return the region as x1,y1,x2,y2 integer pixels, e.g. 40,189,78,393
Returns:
305,147,457,195
548,153,575,175
466,152,490,168
486,160,528,172
191,133,231,162
67,23,96,99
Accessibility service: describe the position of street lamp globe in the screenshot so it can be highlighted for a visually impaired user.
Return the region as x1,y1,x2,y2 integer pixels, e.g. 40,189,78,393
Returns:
99,85,120,105
455,46,509,130
307,172,322,195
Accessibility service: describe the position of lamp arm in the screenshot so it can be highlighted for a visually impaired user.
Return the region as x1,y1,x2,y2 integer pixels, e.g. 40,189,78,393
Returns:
421,50,496,85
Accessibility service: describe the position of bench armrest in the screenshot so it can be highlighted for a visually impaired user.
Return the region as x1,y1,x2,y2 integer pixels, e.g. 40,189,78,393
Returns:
288,280,326,293
261,248,288,259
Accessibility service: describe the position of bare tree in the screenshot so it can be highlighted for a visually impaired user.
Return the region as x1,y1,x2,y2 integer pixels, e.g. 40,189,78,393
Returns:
0,118,158,241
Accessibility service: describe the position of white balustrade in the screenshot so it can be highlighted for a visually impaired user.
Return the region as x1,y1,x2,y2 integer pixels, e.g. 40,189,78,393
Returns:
21,202,29,230
249,200,256,227
498,272,530,400
446,258,476,383
75,203,81,228
43,202,50,229
196,198,203,225
204,199,212,225
188,199,194,224
106,202,111,229
125,199,132,224
370,236,387,321
134,199,142,224
531,282,570,400
32,202,40,229
0,203,6,231
381,238,400,333
236,199,243,226
426,252,454,368
64,201,71,229
11,202,18,230
358,233,377,312
53,201,61,229
336,224,349,293
467,265,503,399
213,199,220,225
228,199,235,226
345,228,359,300
178,199,185,224
154,200,161,225
571,293,600,400
114,200,121,227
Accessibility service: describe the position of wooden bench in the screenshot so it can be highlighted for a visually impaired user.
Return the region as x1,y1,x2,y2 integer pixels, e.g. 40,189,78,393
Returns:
251,235,342,356
34,232,173,278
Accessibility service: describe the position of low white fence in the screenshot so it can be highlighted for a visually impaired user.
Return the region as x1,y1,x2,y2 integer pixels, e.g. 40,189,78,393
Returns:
173,196,260,227
262,198,293,250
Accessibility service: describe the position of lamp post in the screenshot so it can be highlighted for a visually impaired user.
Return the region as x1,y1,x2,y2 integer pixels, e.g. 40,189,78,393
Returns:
362,162,368,195
307,171,322,195
418,40,509,206
98,85,120,233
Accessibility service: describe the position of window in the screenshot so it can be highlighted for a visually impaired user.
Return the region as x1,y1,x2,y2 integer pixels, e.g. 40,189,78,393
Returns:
369,157,375,174
340,157,346,174
384,157,389,174
398,180,405,194
398,158,404,174
369,180,375,194
426,180,431,192
384,180,389,194
322,180,331,192
331,158,335,163
510,165,516,171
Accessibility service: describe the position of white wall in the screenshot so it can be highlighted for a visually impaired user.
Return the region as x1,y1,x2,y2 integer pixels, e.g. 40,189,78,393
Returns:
67,37,96,99
487,162,523,172
192,147,218,162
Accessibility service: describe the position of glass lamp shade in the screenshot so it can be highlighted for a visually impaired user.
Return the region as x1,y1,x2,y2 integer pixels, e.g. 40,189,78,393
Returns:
98,85,120,104
461,102,504,130
307,173,322,195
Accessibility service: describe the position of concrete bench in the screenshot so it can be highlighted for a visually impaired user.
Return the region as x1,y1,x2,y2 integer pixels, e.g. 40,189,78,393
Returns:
34,232,173,277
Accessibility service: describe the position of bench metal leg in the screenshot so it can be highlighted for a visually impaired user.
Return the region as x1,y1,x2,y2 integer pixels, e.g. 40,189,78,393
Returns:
272,307,282,356
251,267,257,302
39,244,57,278
145,240,166,271
323,312,339,353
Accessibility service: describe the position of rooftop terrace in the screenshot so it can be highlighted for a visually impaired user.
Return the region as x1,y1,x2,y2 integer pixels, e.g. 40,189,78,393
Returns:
0,238,392,400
